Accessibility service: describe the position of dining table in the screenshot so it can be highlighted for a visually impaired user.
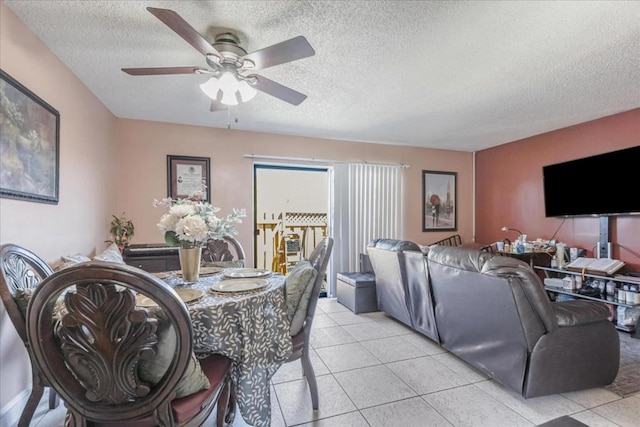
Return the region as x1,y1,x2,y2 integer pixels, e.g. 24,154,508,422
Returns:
157,267,293,427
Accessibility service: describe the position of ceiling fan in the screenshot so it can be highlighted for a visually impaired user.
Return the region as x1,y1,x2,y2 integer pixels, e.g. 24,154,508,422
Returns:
122,7,315,111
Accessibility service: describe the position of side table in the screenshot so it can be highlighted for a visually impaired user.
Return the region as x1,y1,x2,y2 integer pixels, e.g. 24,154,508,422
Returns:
336,272,377,314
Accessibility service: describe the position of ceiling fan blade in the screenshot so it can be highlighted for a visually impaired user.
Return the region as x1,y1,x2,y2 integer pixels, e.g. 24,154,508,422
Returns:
249,74,307,106
146,7,223,59
122,66,205,76
242,36,315,70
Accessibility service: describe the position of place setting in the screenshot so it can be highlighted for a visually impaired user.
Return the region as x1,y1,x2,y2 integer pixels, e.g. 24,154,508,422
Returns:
151,266,224,281
209,268,273,295
135,288,205,307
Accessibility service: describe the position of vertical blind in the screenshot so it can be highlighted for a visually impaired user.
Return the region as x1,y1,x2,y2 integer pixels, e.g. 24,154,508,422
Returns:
330,163,402,294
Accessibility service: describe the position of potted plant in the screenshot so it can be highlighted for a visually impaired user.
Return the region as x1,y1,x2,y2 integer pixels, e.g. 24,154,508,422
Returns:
106,213,135,253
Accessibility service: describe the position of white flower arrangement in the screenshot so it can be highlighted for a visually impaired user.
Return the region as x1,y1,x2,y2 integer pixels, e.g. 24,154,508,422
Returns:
153,186,244,249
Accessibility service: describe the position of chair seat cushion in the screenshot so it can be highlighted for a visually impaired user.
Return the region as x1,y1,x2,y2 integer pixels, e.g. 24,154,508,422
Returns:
291,331,305,352
172,354,232,423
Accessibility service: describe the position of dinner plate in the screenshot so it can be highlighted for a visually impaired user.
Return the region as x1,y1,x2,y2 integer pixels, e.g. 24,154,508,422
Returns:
210,279,268,293
136,288,204,307
175,266,223,277
152,271,176,280
223,268,271,279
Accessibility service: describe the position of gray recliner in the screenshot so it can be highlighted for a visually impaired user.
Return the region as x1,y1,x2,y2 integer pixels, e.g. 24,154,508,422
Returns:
367,239,439,343
427,245,619,397
367,239,620,398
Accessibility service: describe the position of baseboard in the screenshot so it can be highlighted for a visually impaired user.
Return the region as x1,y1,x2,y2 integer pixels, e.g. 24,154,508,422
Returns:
0,388,29,427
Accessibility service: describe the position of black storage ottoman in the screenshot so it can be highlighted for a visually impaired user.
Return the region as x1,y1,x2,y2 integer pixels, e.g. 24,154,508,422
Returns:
336,272,377,314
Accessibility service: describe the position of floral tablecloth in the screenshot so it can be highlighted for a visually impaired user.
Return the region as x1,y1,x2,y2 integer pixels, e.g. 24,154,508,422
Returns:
165,272,292,427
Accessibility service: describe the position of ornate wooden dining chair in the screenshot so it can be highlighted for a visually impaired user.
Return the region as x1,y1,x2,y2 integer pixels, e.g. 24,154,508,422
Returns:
201,235,245,268
286,237,333,410
0,244,60,427
26,261,233,427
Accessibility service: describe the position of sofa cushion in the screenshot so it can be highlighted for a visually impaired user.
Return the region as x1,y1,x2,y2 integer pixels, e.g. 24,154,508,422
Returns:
552,300,611,326
368,238,421,252
426,245,494,273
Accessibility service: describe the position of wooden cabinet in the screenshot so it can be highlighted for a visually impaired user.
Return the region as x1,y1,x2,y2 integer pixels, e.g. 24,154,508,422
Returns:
123,244,180,273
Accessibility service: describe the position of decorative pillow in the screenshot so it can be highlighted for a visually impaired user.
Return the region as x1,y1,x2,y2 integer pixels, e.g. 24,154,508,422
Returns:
56,253,91,271
93,243,125,264
15,288,66,321
285,260,318,336
138,313,210,398
14,288,35,318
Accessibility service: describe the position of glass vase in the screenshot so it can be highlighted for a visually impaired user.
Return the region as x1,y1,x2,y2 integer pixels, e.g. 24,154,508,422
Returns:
178,247,202,283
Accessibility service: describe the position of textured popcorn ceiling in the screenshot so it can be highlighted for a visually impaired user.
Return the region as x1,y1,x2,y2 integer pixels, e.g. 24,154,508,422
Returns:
4,0,640,151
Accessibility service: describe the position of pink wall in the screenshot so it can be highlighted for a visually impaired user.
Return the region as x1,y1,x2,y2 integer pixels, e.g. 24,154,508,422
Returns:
115,119,474,264
475,109,640,270
0,3,117,410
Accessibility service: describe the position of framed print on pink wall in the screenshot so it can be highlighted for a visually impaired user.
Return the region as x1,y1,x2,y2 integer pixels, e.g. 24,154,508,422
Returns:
0,69,60,204
423,170,457,232
167,155,210,201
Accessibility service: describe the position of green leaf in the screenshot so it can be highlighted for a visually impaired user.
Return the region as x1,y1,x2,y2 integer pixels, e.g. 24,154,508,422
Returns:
164,231,180,247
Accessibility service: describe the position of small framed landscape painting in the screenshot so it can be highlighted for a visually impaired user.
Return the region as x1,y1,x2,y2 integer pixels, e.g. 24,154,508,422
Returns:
0,70,60,204
167,155,210,201
423,170,457,232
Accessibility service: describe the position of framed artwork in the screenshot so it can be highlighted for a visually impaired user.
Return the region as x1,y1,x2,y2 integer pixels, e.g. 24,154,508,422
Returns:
0,70,60,204
167,155,210,201
423,170,457,231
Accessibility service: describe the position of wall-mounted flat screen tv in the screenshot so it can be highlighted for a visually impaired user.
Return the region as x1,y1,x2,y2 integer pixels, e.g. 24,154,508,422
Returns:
543,146,640,217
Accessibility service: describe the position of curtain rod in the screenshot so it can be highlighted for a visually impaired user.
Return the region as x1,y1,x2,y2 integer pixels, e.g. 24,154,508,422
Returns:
243,154,410,169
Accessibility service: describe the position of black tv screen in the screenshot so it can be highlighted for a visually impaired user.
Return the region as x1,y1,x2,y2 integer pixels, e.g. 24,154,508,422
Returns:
543,146,640,217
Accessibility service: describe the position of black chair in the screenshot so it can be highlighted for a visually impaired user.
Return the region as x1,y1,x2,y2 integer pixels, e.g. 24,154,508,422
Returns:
201,235,245,268
287,237,333,410
0,244,60,427
26,261,233,426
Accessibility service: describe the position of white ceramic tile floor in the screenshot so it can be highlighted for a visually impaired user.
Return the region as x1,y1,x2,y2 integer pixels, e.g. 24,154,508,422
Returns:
11,298,640,427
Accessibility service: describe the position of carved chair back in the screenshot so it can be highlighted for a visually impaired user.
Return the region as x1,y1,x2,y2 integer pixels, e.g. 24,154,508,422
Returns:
201,235,245,267
26,262,193,426
0,244,54,342
0,244,60,426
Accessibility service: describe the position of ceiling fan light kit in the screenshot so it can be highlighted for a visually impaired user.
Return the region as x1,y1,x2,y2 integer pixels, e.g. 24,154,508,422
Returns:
200,72,257,106
122,7,315,110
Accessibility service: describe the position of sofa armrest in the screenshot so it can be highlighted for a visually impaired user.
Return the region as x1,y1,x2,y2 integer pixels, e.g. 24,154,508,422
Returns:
552,300,611,326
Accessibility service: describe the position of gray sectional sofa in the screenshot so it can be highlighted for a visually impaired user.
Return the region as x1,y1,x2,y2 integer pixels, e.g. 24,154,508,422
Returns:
367,238,620,398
